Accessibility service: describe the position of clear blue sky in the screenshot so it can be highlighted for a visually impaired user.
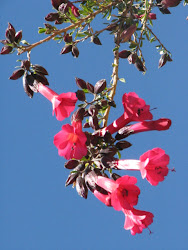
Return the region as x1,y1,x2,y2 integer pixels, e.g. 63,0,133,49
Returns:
0,1,187,249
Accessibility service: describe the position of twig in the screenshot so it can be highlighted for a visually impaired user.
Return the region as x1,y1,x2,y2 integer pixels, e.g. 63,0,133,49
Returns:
17,1,118,55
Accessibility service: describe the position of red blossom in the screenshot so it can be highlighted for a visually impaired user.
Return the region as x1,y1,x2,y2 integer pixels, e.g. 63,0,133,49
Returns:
96,175,140,210
37,84,77,121
99,92,153,136
129,118,172,134
123,208,154,235
54,121,87,160
139,148,169,186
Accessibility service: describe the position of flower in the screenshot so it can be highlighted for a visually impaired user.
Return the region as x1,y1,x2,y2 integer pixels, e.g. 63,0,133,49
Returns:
37,84,77,121
99,92,153,136
122,92,153,121
53,121,87,160
139,148,169,186
128,118,172,134
123,208,154,235
110,147,169,186
96,175,140,210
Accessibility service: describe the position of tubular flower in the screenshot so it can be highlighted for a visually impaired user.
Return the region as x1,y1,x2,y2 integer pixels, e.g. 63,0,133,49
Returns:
37,84,77,121
123,208,154,235
126,118,172,134
53,121,87,160
96,175,140,211
99,92,153,136
139,148,169,186
113,148,169,186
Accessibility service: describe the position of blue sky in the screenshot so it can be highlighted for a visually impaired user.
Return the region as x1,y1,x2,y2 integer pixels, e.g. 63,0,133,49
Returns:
0,1,187,249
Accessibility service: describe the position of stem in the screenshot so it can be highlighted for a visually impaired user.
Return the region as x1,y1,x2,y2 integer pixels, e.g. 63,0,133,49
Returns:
17,1,119,55
103,34,120,128
102,0,134,127
146,25,170,54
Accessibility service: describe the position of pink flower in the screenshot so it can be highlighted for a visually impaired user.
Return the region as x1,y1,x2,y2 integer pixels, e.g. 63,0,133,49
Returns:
139,148,169,186
111,148,169,186
99,92,152,135
128,118,172,134
53,121,87,160
37,84,77,121
123,208,154,235
96,175,140,210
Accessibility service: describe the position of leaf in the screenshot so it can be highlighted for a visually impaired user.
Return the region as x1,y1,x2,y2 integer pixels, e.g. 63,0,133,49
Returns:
38,28,46,34
119,78,126,83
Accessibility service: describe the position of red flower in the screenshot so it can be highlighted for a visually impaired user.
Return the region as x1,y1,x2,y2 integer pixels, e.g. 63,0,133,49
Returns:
110,147,169,186
99,92,152,135
129,118,172,134
38,84,77,121
96,175,140,210
123,208,154,235
139,148,169,186
54,121,87,160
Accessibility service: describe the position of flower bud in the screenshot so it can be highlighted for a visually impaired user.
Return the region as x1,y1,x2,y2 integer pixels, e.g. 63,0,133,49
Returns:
71,5,80,17
58,3,69,13
75,77,87,89
32,64,48,75
89,116,99,130
15,30,22,43
127,53,137,64
72,107,85,122
135,58,145,72
64,33,72,43
120,24,137,43
32,73,49,86
94,79,106,94
88,105,98,116
115,126,133,140
108,100,116,107
158,53,172,69
45,13,59,22
72,46,79,58
119,50,131,59
76,176,88,199
76,90,86,101
115,140,132,150
22,73,34,98
0,46,13,55
64,159,79,169
111,173,121,181
65,172,79,187
9,69,25,80
60,44,72,54
100,147,118,157
91,36,102,45
51,0,68,10
86,82,94,93
21,60,30,71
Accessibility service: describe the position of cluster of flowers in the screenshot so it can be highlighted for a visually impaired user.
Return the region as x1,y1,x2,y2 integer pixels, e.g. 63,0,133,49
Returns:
34,78,172,235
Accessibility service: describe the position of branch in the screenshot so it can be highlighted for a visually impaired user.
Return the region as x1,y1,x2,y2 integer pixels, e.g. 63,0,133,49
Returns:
17,1,118,55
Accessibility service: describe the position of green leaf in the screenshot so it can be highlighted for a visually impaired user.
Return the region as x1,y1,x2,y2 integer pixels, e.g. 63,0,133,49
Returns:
119,78,126,83
38,28,46,34
117,151,121,159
